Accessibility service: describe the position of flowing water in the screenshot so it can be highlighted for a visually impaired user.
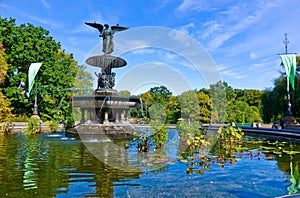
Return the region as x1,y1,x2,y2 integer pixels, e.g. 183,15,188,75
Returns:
0,129,299,197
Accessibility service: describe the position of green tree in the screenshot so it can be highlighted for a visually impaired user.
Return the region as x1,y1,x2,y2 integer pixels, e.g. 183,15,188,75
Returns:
165,96,180,124
118,90,131,97
0,17,77,123
209,81,227,123
149,85,172,105
197,91,211,123
226,100,249,123
0,41,14,121
226,89,263,123
262,77,287,123
235,89,263,107
38,50,77,123
178,90,199,122
130,91,153,118
149,103,168,148
73,64,93,95
262,56,300,123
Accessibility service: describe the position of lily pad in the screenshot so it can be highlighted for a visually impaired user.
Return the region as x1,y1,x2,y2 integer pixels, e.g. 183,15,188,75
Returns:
283,150,300,155
180,159,189,163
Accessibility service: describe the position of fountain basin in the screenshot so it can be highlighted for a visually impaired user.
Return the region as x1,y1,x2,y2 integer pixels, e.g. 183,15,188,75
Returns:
72,94,141,124
72,95,141,109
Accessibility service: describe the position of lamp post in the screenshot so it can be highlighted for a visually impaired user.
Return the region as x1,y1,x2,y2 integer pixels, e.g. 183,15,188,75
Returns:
283,33,293,116
31,74,40,120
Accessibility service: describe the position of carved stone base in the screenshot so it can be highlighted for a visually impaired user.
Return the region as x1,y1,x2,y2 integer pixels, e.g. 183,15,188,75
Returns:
284,115,299,129
94,88,117,95
31,114,40,120
284,115,297,125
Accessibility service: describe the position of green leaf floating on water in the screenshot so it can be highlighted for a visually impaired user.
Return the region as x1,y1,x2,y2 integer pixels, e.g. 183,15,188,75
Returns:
180,159,189,163
283,150,300,155
195,169,205,174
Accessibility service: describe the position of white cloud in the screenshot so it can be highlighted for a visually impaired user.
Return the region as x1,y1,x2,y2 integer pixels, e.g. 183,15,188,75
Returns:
20,12,62,28
199,21,222,40
40,0,50,9
218,63,248,80
0,3,10,8
177,0,217,13
177,22,195,35
130,48,157,55
250,51,256,60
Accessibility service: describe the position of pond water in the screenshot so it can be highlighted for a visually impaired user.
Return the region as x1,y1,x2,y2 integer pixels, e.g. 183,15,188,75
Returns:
0,129,299,197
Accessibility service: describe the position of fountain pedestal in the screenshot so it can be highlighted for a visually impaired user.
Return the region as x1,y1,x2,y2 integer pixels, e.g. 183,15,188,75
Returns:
71,53,141,136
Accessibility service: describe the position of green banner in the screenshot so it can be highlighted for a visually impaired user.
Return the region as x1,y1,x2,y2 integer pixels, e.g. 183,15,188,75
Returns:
28,63,42,96
280,54,296,90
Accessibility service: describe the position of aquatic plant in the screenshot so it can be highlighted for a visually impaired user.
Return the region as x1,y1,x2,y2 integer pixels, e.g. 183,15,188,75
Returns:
288,162,300,195
134,120,168,151
0,121,14,135
25,118,41,135
176,125,245,173
212,126,244,160
48,120,59,133
150,120,168,149
176,120,207,154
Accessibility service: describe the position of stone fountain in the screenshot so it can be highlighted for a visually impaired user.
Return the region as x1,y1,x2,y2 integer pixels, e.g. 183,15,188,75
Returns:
71,22,141,137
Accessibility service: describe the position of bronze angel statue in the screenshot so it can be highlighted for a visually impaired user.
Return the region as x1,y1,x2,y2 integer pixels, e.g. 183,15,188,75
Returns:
85,22,128,54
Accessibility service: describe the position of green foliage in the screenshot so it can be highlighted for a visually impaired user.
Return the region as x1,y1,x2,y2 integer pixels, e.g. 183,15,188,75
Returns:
0,122,14,135
235,89,263,107
25,118,40,134
149,104,168,148
262,77,290,123
73,64,93,95
178,90,200,122
211,126,244,160
130,91,153,118
218,126,243,139
149,85,172,105
0,41,14,121
149,103,166,122
288,162,300,195
165,96,180,124
48,120,59,133
197,91,211,123
149,120,168,148
133,82,265,124
209,81,227,123
0,41,8,84
118,90,131,96
176,120,206,153
10,115,29,122
226,100,262,123
262,57,300,123
176,120,199,136
0,91,14,122
0,17,77,125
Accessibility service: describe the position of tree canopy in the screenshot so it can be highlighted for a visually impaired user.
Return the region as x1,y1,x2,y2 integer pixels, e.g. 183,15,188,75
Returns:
0,17,77,123
0,41,14,121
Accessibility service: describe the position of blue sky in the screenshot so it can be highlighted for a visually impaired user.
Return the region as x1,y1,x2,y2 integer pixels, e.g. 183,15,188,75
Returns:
1,0,300,95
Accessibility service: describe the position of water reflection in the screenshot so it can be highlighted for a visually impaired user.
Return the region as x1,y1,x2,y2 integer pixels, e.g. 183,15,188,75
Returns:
0,133,140,197
0,131,300,197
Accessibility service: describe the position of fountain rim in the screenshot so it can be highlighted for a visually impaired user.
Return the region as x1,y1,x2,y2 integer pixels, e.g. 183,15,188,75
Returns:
85,54,127,68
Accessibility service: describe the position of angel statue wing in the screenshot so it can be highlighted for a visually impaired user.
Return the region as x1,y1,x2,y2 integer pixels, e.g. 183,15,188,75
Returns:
85,22,104,33
111,24,129,32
